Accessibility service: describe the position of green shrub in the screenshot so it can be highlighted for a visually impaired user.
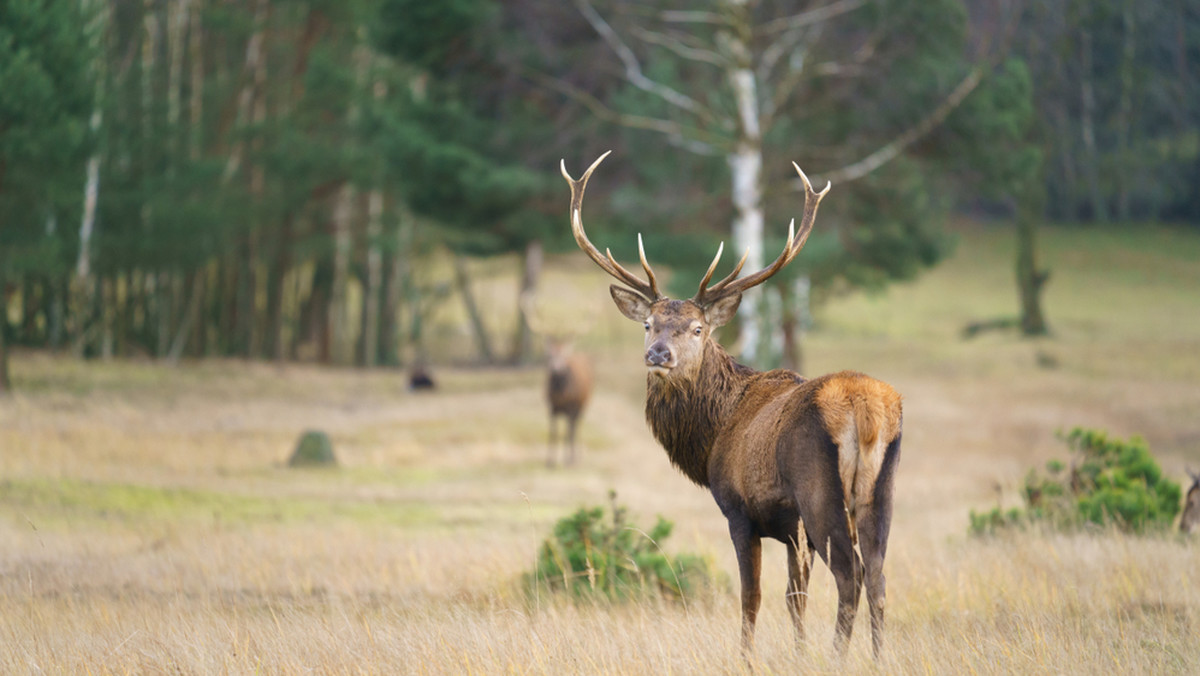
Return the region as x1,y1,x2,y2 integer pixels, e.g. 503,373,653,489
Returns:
525,492,723,602
288,430,337,467
970,427,1181,535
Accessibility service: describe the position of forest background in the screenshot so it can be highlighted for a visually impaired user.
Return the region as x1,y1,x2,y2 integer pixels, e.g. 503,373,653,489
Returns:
4,2,1200,672
3,0,1197,386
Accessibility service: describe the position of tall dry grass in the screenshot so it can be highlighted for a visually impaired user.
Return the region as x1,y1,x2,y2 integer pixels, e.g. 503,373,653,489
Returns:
2,221,1199,674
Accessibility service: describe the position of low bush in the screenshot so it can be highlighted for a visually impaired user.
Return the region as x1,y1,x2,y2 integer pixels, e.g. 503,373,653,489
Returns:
970,427,1181,535
525,491,723,602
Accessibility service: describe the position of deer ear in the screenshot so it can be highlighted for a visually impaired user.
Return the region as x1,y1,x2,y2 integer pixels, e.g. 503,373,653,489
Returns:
610,285,652,322
703,293,741,328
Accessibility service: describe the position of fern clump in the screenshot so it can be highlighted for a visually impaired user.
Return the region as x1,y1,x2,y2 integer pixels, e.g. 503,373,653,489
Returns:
526,492,723,602
970,427,1181,535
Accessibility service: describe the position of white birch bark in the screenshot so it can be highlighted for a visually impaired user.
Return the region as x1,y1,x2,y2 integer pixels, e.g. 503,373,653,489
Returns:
74,2,108,358
223,0,267,185
724,0,766,362
167,0,189,165
189,0,203,160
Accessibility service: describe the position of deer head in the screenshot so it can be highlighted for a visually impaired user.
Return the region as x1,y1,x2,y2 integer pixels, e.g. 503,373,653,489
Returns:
561,151,830,382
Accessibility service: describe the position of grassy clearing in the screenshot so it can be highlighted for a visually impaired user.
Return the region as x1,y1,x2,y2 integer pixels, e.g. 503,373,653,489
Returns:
2,221,1199,674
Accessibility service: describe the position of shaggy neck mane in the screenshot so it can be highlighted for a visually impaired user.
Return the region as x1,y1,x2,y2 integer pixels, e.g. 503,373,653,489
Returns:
645,340,754,487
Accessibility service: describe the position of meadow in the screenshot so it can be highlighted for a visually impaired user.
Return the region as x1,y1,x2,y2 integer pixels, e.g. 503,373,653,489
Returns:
2,220,1199,674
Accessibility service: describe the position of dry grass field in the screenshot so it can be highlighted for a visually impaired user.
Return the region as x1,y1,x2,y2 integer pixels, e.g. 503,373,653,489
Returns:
2,221,1199,674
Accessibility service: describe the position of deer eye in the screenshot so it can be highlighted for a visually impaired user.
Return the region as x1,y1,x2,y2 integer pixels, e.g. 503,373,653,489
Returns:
643,322,651,331
693,326,703,337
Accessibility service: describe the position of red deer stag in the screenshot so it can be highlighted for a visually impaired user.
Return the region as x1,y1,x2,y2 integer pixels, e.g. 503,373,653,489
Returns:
1182,469,1200,534
521,294,594,467
561,152,903,657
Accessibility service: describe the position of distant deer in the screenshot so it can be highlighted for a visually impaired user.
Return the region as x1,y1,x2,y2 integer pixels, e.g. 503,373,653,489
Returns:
1182,469,1200,534
561,152,902,657
521,294,594,468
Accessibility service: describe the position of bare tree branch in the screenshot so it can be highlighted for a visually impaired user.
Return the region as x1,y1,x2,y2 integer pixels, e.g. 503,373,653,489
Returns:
632,27,729,68
529,70,727,155
758,0,867,36
804,67,984,186
759,27,815,126
759,24,811,83
660,10,730,26
571,0,717,123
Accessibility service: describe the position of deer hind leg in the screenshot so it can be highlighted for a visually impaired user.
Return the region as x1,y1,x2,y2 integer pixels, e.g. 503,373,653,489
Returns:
786,524,814,648
794,485,862,654
728,516,763,655
856,433,901,658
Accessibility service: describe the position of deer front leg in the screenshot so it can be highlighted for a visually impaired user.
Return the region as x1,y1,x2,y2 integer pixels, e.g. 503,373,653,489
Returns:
728,516,762,654
546,414,558,468
565,414,579,466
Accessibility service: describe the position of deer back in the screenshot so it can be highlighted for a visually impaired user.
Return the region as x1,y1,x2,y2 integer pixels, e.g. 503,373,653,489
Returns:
546,340,592,417
706,370,902,530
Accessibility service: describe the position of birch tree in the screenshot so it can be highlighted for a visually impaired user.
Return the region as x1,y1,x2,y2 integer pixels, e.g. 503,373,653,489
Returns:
559,0,996,365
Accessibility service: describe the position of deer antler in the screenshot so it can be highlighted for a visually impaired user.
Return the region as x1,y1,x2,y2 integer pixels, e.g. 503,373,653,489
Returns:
693,162,830,307
561,152,663,302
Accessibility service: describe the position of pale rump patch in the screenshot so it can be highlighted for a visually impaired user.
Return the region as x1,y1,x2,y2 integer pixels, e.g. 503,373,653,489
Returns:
816,372,903,538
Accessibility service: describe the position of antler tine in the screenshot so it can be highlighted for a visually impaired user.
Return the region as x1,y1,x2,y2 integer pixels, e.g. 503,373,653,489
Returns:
562,152,662,301
785,162,831,265
692,162,830,307
697,241,725,292
694,242,752,305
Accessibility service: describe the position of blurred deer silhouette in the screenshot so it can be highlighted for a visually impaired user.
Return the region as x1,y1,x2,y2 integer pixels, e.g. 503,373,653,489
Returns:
521,293,594,467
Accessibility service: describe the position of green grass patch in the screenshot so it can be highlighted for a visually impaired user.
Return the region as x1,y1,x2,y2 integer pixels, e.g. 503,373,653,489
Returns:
0,477,439,530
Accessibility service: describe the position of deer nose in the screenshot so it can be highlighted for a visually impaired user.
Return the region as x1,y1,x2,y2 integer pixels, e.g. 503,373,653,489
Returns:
645,343,673,368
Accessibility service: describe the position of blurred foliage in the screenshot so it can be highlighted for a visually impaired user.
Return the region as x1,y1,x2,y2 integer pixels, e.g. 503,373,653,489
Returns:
3,0,1200,370
525,492,724,603
0,0,95,276
970,428,1182,536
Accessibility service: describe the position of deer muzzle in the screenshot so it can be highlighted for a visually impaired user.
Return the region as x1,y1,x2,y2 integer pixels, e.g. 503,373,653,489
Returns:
645,342,675,372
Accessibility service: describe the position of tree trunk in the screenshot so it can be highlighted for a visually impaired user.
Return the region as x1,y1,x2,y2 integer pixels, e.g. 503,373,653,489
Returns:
381,206,413,368
301,258,333,363
723,0,766,365
74,132,102,358
1016,196,1049,336
1079,28,1106,222
779,275,811,373
48,275,64,350
166,269,205,363
453,255,495,365
1015,147,1050,336
1114,0,1135,221
361,189,384,367
218,256,238,355
188,0,203,161
264,213,294,361
0,289,10,394
330,185,355,365
509,239,543,365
